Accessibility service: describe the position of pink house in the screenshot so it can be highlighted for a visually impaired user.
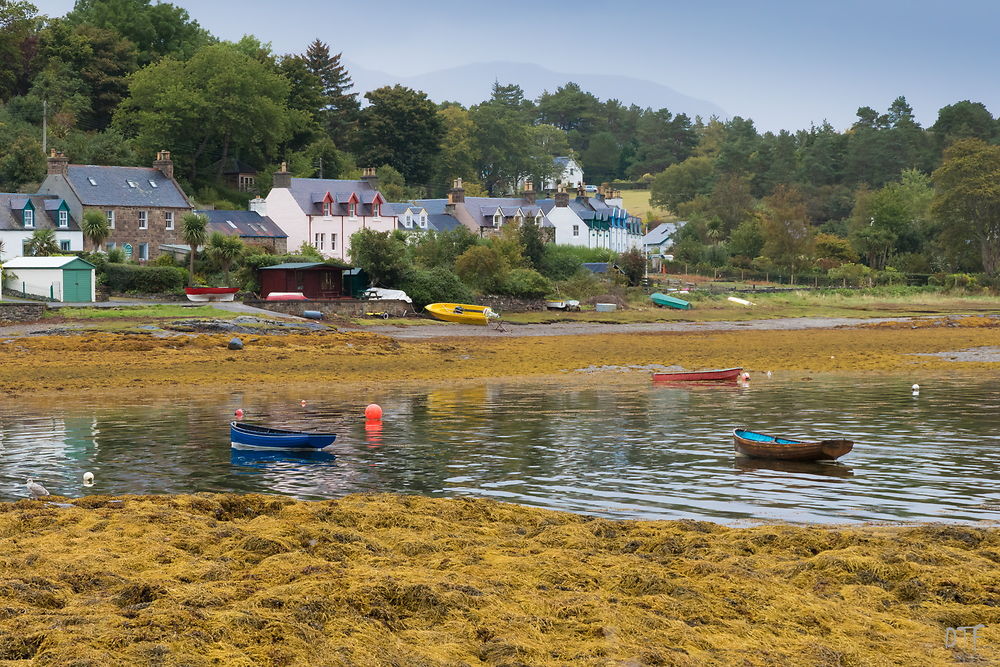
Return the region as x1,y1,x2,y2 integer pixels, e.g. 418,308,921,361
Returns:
258,165,396,261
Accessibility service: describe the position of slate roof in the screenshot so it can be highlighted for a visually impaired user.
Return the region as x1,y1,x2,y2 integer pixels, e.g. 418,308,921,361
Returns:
195,210,287,239
63,165,191,208
427,214,463,231
287,177,390,217
259,262,328,270
643,222,684,246
0,194,79,232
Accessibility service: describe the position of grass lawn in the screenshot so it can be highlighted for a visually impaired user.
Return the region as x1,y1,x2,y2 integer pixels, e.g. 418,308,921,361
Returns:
617,189,670,221
43,305,241,320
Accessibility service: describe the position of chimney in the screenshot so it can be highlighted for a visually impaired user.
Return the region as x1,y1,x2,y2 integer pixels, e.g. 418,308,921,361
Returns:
153,150,174,180
448,177,466,204
361,166,378,190
555,186,569,208
521,179,536,205
576,182,586,198
249,197,267,216
596,185,606,202
273,161,291,189
47,149,69,176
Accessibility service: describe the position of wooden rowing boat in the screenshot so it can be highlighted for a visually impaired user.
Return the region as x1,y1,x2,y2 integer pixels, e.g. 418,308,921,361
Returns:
733,428,853,461
652,367,743,382
425,302,499,326
230,422,337,451
185,286,239,302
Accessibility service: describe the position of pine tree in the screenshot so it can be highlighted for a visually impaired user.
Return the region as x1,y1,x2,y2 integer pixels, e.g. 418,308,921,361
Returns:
304,39,359,140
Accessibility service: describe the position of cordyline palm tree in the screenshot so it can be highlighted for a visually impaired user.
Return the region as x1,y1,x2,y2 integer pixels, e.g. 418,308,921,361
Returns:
180,213,208,286
81,210,110,252
24,229,60,256
206,231,245,285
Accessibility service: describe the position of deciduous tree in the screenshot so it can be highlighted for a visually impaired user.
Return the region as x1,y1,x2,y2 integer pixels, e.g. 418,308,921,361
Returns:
356,85,442,186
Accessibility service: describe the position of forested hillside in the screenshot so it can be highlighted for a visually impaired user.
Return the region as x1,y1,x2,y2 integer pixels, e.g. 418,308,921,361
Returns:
2,0,999,278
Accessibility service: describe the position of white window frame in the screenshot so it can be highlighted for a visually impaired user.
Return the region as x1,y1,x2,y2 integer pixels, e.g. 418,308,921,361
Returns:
573,225,579,237
23,209,34,228
331,233,337,250
372,203,381,218
164,211,174,230
419,214,427,228
138,211,148,230
138,242,148,260
314,232,325,250
106,210,115,229
349,203,357,218
58,210,68,228
493,213,501,225
59,239,71,251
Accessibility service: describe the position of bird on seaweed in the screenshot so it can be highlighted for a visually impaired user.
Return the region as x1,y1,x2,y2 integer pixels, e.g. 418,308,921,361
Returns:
26,478,50,500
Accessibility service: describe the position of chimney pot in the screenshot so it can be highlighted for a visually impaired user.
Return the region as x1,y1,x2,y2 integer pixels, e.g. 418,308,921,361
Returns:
273,161,292,189
153,149,174,180
47,149,69,176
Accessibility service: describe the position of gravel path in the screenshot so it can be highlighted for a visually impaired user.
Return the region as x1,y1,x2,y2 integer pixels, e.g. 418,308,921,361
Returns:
359,316,913,339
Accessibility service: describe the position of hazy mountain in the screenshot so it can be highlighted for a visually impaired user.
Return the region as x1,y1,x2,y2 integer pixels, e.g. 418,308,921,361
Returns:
346,60,727,119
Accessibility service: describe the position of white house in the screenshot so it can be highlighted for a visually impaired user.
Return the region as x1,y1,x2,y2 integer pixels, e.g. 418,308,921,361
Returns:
546,156,584,191
259,165,396,262
3,255,96,302
537,187,643,252
0,193,84,261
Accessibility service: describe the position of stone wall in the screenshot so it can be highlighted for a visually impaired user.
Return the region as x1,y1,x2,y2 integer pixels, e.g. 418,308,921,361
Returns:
478,296,547,313
245,299,412,319
0,301,47,324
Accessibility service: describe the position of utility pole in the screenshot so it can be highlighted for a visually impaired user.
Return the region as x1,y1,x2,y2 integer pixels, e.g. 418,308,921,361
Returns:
42,100,47,155
315,157,323,179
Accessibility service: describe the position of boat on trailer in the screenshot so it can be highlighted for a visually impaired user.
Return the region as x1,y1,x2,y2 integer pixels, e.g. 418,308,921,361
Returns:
652,367,743,382
732,428,853,461
230,422,337,451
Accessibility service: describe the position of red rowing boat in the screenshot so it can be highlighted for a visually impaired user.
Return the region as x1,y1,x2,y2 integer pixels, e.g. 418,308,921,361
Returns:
652,367,743,382
185,287,240,302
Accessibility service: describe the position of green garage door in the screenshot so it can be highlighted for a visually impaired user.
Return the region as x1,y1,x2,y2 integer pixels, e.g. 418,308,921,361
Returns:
62,269,92,302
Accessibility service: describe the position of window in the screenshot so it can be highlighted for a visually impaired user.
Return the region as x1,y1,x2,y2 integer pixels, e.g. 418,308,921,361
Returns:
58,210,68,228
148,180,158,188
535,213,543,224
493,213,501,226
226,220,237,229
138,211,147,229
419,214,427,228
164,211,174,230
106,210,115,229
106,241,116,251
322,202,331,216
87,177,97,186
138,243,148,260
372,203,380,218
349,203,357,218
127,180,137,188
238,175,254,192
404,213,412,227
23,209,33,228
59,240,71,251
331,233,337,250
572,225,579,237
314,232,325,250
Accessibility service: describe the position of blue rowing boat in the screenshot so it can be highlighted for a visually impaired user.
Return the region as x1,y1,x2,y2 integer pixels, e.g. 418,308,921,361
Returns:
230,422,337,451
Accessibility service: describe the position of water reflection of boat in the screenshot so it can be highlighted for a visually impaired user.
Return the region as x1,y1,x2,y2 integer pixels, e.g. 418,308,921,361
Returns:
733,457,854,478
230,448,337,467
733,428,853,461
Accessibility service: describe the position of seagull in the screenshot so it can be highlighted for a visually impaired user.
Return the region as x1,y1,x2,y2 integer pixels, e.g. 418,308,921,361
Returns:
26,478,50,500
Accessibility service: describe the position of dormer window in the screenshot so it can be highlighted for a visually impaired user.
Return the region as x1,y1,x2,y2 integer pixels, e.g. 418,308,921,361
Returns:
87,177,97,186
322,202,331,216
127,180,137,188
493,213,501,225
404,213,412,227
535,213,543,224
372,203,380,218
420,214,427,228
349,203,357,218
58,210,68,228
23,209,34,228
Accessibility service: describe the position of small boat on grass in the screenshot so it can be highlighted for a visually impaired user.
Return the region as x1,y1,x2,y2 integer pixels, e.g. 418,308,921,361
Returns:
653,367,743,382
230,422,337,451
185,286,240,302
733,428,853,461
651,292,692,309
425,302,499,326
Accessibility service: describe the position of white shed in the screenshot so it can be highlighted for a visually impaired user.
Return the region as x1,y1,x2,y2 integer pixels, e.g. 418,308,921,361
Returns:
2,256,96,302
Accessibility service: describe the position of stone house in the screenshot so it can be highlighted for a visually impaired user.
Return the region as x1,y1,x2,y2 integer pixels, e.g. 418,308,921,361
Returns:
410,179,554,240
38,150,194,261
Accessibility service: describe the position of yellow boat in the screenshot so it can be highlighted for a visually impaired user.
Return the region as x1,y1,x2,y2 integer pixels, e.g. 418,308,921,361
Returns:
425,303,499,326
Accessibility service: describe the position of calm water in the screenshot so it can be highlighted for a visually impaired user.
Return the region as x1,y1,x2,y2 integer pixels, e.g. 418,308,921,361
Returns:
1,374,999,525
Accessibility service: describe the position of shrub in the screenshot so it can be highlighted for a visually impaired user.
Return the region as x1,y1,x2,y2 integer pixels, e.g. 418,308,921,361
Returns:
106,247,126,263
401,267,473,309
102,263,188,293
500,268,552,298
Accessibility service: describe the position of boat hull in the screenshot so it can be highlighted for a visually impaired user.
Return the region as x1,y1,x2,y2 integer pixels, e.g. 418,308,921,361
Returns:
651,292,692,309
230,422,337,451
733,428,853,461
185,287,239,302
425,302,498,326
653,367,743,382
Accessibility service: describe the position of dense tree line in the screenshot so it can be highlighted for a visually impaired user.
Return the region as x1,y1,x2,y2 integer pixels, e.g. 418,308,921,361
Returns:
2,0,999,279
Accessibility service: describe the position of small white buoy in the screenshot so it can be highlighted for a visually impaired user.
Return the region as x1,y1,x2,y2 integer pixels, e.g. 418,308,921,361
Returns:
766,370,772,377
741,372,750,381
83,472,94,486
300,400,307,407
912,383,920,397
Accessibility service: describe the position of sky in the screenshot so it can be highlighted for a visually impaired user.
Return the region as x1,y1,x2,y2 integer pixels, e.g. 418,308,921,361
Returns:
30,0,1000,132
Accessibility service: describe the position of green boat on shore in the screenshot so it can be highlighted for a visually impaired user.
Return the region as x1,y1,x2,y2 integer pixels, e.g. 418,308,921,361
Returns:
651,292,692,310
